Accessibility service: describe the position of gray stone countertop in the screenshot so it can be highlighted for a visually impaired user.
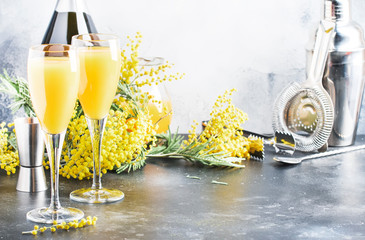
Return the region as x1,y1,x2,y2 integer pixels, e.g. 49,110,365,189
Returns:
1,136,365,240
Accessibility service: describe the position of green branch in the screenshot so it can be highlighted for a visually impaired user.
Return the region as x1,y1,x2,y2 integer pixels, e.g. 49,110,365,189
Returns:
146,129,245,168
0,69,35,117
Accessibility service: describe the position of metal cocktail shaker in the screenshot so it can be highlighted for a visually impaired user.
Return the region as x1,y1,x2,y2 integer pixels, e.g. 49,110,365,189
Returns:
307,0,365,146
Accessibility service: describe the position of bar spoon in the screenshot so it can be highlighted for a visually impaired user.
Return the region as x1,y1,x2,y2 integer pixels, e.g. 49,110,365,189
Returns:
273,144,365,164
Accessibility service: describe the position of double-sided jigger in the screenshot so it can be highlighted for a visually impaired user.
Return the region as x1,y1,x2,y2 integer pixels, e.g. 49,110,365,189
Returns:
15,117,47,192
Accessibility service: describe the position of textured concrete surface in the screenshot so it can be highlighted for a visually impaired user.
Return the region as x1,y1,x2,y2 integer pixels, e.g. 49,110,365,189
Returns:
1,137,365,239
1,0,365,133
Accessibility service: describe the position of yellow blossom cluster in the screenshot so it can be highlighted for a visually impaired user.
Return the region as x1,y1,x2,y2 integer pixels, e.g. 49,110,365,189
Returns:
135,63,185,87
60,97,156,180
185,89,263,160
123,33,183,132
120,32,142,85
23,216,97,235
119,32,180,131
0,122,18,175
120,32,184,88
47,32,183,180
58,32,186,179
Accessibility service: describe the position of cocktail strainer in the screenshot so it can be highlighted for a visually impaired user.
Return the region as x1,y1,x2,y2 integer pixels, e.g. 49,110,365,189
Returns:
272,20,335,152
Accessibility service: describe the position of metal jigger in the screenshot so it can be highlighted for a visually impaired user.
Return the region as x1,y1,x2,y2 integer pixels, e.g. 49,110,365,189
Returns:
15,117,47,192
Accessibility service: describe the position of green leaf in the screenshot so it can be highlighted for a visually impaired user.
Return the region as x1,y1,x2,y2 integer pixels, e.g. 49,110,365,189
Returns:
116,158,146,173
7,131,18,150
0,69,35,117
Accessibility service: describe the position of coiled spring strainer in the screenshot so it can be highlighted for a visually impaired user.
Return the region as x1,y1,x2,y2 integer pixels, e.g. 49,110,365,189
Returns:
273,20,335,152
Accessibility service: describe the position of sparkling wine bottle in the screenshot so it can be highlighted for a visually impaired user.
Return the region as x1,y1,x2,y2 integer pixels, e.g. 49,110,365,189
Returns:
42,0,97,44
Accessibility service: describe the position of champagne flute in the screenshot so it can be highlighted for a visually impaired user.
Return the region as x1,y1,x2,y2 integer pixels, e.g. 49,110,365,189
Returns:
27,44,84,223
70,33,124,203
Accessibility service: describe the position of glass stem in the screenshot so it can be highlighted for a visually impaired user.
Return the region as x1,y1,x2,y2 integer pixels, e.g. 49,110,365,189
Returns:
43,131,65,212
86,116,107,190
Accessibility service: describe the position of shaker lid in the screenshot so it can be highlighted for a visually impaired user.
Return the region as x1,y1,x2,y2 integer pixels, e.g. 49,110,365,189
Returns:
322,0,365,51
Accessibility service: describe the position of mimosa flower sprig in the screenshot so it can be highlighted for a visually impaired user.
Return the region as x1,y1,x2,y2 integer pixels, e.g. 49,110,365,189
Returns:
145,89,264,168
144,129,245,169
0,32,263,177
22,216,97,235
59,32,182,179
0,122,18,175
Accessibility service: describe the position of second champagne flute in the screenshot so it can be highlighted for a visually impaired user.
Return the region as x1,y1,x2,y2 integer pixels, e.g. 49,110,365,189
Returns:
70,33,124,203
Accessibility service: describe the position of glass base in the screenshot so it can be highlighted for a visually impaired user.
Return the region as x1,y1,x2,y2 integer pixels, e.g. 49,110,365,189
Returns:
70,188,124,204
26,207,84,224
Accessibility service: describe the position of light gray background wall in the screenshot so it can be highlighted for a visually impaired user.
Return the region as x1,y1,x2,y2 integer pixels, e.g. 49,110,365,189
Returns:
1,0,365,134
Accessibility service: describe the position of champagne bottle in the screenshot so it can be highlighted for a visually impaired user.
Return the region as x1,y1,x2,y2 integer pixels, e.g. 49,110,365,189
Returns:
42,0,97,44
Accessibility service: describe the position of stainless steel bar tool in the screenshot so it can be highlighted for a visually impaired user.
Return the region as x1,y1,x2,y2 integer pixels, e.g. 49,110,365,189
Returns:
307,0,365,146
15,117,47,192
273,20,335,152
273,144,365,164
242,130,296,160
